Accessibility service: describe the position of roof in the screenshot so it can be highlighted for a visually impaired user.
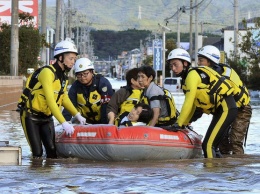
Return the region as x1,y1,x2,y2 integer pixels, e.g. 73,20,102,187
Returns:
222,17,260,32
202,37,223,46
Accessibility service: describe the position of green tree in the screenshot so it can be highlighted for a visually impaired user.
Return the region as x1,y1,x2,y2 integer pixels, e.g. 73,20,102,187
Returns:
142,55,153,66
227,18,260,90
91,29,151,60
0,24,11,75
0,12,43,75
226,56,248,85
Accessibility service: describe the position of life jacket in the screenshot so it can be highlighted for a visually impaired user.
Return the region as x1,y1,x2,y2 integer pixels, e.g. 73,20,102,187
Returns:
182,66,234,114
114,87,147,126
75,74,102,123
17,65,67,117
118,87,145,115
148,86,179,126
219,63,250,108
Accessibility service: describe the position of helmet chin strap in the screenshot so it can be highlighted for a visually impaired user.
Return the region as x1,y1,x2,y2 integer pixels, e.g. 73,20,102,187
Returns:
176,62,189,78
58,54,71,72
180,65,189,80
63,64,72,72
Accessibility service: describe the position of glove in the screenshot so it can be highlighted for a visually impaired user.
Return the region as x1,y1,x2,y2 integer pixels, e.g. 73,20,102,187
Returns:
165,123,182,132
62,121,75,136
74,113,86,125
172,123,182,129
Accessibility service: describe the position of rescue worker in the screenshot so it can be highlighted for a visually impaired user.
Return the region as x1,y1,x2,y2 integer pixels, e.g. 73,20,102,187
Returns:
197,45,252,155
167,48,238,158
118,103,153,127
107,68,145,126
137,65,178,127
17,39,86,158
62,57,114,124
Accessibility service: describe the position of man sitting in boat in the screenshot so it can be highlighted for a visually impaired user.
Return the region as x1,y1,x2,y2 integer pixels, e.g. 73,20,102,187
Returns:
117,103,153,127
137,65,179,127
107,68,146,126
62,58,114,124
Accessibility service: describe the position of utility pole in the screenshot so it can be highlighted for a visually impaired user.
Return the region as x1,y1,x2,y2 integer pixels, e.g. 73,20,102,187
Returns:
177,7,181,48
61,0,64,40
68,0,72,38
10,0,19,76
177,6,185,48
76,14,81,48
234,0,238,60
158,23,171,81
55,0,61,44
41,0,47,66
189,0,193,58
194,0,198,66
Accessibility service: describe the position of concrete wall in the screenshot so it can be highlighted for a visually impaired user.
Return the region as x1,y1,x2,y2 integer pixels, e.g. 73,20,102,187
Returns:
0,76,23,110
224,30,247,59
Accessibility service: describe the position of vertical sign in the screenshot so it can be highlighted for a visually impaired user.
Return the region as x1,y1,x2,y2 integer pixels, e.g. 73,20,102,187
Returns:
219,51,225,64
153,39,162,71
0,0,38,27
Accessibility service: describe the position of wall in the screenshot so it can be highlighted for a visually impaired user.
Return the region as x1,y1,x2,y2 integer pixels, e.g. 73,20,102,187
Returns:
224,30,247,59
0,76,23,111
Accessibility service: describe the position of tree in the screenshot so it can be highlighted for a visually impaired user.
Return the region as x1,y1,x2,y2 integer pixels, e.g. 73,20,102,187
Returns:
91,29,151,60
142,55,153,66
0,12,43,75
227,18,260,90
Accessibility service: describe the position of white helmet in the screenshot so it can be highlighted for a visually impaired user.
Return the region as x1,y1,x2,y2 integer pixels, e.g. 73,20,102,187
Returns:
74,58,94,73
198,45,220,64
167,48,191,63
54,40,78,57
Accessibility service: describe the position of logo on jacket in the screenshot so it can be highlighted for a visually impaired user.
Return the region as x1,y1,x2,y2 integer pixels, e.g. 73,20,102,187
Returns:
102,87,108,92
92,94,97,100
200,72,207,79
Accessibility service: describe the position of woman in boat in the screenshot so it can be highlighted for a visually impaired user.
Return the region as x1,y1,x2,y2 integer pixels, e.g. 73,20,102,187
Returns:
107,68,145,125
17,39,86,158
167,48,238,158
117,102,153,127
137,65,178,127
62,57,114,124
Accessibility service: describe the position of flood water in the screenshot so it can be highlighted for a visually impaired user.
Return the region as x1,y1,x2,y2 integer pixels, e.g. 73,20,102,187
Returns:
0,96,260,194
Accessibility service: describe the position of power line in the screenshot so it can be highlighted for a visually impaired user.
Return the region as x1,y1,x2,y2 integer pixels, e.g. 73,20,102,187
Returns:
164,0,206,23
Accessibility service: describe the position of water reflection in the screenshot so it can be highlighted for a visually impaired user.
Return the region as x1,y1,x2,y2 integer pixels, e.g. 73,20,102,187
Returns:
0,100,260,193
2,157,260,193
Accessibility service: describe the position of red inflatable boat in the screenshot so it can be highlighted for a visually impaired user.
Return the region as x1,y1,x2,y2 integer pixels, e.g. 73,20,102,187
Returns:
55,124,203,161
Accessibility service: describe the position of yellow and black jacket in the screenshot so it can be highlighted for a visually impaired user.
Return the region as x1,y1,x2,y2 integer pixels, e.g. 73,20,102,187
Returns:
18,64,78,124
114,86,146,126
216,64,250,108
148,86,179,126
64,74,114,124
118,87,145,115
178,66,234,126
74,80,102,123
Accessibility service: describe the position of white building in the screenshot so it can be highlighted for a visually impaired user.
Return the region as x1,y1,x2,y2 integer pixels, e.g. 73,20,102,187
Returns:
222,17,259,59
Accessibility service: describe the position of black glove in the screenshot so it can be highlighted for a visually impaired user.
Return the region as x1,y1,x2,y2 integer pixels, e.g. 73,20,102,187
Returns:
171,123,182,130
162,123,182,132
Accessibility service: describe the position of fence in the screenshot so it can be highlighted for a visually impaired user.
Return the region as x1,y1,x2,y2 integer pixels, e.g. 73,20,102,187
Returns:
0,76,23,110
